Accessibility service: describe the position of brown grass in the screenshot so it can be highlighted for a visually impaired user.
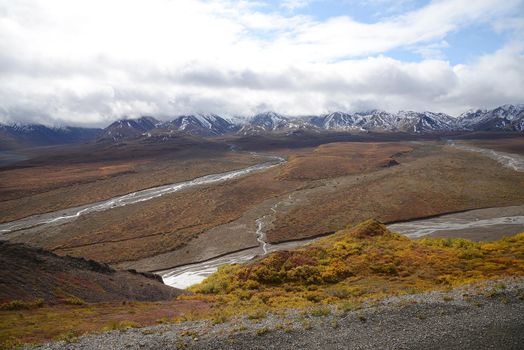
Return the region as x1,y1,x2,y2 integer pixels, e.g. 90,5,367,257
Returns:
4,139,524,269
0,299,209,347
279,142,412,181
267,143,524,243
0,151,259,223
465,137,524,155
7,142,413,265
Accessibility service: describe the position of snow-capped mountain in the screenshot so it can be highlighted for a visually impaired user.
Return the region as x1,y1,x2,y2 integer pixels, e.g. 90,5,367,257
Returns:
308,110,456,133
238,112,290,135
0,123,101,149
457,104,524,131
162,114,238,137
98,116,160,141
310,112,367,131
238,112,318,135
251,112,290,130
3,104,523,149
393,111,456,133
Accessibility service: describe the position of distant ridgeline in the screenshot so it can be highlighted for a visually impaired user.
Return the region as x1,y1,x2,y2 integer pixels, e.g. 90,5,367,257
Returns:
1,104,523,148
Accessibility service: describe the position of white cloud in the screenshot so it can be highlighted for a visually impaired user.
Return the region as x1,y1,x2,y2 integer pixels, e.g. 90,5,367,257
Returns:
281,0,313,11
0,0,522,126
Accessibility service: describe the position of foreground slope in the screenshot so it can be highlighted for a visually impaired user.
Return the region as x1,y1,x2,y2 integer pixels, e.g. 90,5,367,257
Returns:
38,282,524,350
2,220,524,348
192,220,524,307
0,241,183,305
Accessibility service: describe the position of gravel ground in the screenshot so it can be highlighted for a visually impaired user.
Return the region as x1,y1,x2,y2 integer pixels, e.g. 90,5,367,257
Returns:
32,277,524,350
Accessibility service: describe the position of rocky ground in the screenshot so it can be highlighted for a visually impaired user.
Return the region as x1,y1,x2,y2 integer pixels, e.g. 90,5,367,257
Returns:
32,277,524,350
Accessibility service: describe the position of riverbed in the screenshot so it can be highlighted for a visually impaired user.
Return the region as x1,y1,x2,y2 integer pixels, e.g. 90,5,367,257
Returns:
160,205,524,289
0,155,285,234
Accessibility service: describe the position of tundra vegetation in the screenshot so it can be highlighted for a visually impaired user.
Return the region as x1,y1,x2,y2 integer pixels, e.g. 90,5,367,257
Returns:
189,220,524,314
1,219,524,348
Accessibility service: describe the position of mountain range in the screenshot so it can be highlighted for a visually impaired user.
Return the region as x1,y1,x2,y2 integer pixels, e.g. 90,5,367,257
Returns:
1,104,523,149
0,124,101,149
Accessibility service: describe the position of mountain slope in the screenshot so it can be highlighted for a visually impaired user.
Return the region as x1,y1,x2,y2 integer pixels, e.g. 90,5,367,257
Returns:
458,104,524,131
239,112,318,135
98,116,160,142
0,241,183,304
309,110,457,133
162,114,238,137
0,124,101,149
310,112,367,131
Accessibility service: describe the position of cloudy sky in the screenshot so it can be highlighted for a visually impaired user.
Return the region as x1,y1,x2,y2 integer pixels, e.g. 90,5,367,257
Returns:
1,0,523,126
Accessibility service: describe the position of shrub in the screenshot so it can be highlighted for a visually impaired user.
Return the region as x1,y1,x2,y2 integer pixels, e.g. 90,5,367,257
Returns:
370,263,398,276
0,338,22,350
0,299,44,311
338,301,361,314
458,249,484,260
256,327,270,336
244,280,260,290
310,306,331,317
252,266,283,284
247,309,267,320
321,260,353,283
102,320,139,331
64,296,86,306
54,330,80,343
286,265,321,284
212,314,228,325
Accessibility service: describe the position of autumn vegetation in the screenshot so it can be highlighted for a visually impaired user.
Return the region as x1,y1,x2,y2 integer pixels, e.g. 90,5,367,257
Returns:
190,219,524,313
2,219,524,348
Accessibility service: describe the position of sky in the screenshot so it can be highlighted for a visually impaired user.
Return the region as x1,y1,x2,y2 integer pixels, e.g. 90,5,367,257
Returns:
0,0,523,126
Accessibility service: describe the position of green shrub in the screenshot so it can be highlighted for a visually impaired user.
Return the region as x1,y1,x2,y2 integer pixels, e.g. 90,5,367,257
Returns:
0,299,44,311
256,327,270,336
54,330,80,343
102,320,139,331
310,306,331,317
338,301,361,314
64,296,86,306
370,263,398,276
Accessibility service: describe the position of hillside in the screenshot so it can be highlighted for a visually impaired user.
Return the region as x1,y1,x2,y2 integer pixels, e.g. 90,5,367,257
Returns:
1,220,524,348
0,241,183,305
191,220,524,310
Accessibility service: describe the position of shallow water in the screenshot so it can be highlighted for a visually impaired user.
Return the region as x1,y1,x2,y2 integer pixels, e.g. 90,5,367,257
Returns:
389,212,524,238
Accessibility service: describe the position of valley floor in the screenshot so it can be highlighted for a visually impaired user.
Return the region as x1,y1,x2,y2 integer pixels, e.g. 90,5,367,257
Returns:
31,278,524,350
2,135,524,275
